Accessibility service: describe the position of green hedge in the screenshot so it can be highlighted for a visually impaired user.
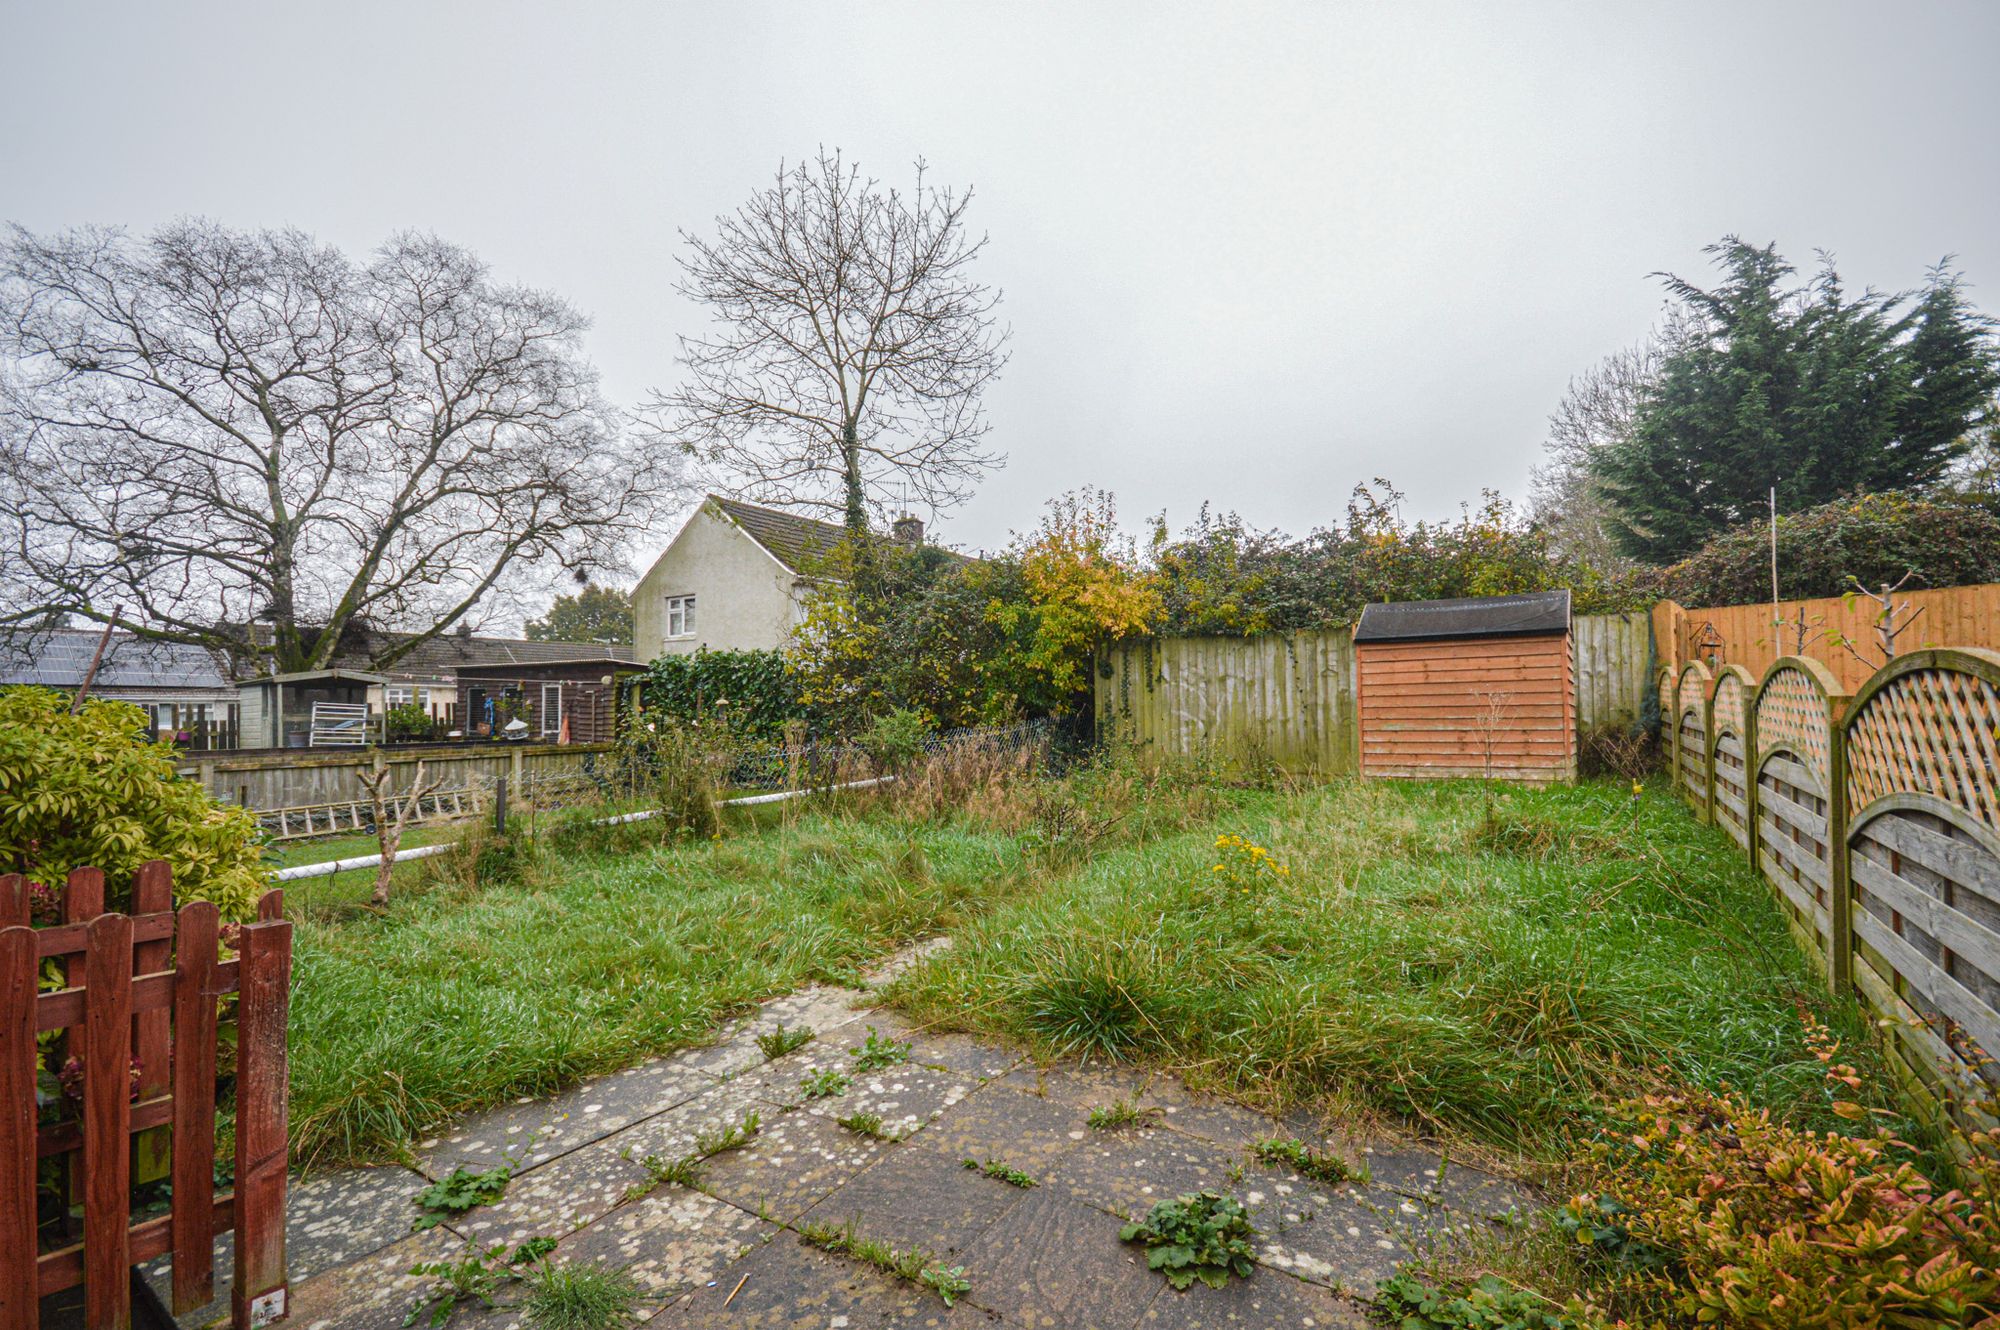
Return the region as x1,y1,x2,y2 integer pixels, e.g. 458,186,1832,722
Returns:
636,648,806,742
1649,493,2000,605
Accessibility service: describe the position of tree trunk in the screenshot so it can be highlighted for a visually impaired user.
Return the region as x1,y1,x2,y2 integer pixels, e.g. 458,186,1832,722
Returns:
840,420,868,536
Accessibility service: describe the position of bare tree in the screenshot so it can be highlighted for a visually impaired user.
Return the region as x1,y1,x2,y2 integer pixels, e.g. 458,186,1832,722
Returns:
0,221,682,673
355,760,441,907
1530,312,1698,567
652,151,1010,535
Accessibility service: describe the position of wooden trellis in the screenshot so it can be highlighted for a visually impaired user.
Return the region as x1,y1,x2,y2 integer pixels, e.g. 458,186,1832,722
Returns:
2,867,290,1330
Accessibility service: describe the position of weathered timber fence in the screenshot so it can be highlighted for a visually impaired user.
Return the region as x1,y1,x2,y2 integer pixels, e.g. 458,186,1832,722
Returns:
1096,630,1359,774
1654,581,2000,695
1660,647,2000,1138
180,741,616,814
2,867,290,1330
1099,614,1653,776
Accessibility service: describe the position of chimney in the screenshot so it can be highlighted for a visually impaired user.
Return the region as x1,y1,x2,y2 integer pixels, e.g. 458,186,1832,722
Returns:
891,514,924,546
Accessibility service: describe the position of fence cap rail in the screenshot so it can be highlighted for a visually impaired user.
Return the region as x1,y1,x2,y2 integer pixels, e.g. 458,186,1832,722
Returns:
1840,646,2000,728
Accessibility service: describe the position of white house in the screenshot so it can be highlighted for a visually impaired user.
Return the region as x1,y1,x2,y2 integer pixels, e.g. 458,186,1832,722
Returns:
634,496,856,659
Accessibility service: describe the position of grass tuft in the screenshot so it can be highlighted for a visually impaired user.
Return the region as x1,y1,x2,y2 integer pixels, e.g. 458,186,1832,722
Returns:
756,1023,815,1059
520,1260,641,1330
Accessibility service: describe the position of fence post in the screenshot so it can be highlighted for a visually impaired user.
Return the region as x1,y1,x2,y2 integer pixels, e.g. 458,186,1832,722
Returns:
233,918,292,1329
2,922,37,1330
1826,696,1853,995
83,913,134,1330
1742,699,1760,880
493,776,509,835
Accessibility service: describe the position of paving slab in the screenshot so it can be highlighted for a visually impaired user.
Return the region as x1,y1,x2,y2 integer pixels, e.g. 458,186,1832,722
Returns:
454,1137,655,1247
419,1055,718,1177
279,1228,467,1330
798,1142,1028,1261
142,1163,431,1327
906,1030,1029,1084
1045,1126,1248,1217
864,935,954,986
653,1230,975,1328
1246,1182,1448,1299
696,1104,891,1224
911,1080,1096,1176
550,1189,773,1313
1136,1268,1374,1328
1346,1141,1539,1221
956,1186,1163,1330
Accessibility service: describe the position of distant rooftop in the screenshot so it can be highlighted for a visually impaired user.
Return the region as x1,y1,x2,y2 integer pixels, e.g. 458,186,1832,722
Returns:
338,629,637,680
0,629,231,691
707,494,976,573
1354,590,1572,644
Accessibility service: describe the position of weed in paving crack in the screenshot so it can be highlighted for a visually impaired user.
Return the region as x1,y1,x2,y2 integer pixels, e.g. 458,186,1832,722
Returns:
801,1067,852,1099
1119,1191,1258,1290
795,1218,970,1307
849,1025,913,1072
622,1110,762,1200
756,1023,814,1059
1252,1136,1365,1185
412,1164,512,1230
962,1157,1037,1188
1086,1096,1151,1131
521,1259,641,1330
405,1237,556,1328
836,1111,893,1140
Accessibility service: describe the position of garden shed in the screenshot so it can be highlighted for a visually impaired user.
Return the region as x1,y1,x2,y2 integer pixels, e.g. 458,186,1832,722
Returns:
1354,589,1576,783
453,658,644,743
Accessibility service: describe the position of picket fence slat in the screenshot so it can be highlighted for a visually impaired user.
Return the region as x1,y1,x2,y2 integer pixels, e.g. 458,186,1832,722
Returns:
233,918,292,1328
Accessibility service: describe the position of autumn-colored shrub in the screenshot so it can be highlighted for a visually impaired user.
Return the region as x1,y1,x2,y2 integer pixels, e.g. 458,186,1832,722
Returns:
0,687,266,919
1567,1019,2000,1327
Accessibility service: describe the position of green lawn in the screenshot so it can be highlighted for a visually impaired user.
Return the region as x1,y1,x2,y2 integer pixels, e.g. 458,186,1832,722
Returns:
286,770,1878,1175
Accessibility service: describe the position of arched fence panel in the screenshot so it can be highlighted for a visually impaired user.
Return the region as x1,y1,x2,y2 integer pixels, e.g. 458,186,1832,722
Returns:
1675,661,1713,821
1841,649,2000,1131
1709,665,1754,850
1751,658,1846,975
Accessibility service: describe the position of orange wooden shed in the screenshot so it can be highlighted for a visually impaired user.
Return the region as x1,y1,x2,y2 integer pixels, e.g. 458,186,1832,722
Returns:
1353,590,1577,783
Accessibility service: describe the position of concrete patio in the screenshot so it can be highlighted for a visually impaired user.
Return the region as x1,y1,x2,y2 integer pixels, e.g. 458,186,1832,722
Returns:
148,944,1536,1330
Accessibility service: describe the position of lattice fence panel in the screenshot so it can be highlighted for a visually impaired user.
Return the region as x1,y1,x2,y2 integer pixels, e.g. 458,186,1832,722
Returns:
1658,670,1676,743
1846,666,2000,833
1755,665,1832,775
1849,808,2000,1108
1713,732,1748,848
1757,750,1833,967
1712,670,1748,741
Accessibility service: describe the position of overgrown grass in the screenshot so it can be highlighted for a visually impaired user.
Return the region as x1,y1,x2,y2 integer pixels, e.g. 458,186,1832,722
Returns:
288,811,1030,1169
288,752,1226,1171
888,777,1887,1161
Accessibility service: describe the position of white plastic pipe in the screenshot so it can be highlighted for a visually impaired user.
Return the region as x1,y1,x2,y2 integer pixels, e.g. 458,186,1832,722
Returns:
270,775,896,881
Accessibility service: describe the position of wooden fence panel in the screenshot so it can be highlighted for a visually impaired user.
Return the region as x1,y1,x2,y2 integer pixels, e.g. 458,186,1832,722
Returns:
1653,582,2000,694
1573,612,1652,732
1096,630,1358,775
1839,650,2000,1132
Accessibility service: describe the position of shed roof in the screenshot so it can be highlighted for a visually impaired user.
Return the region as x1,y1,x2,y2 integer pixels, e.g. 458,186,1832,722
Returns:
247,667,390,687
0,629,231,691
453,658,647,676
1353,590,1571,644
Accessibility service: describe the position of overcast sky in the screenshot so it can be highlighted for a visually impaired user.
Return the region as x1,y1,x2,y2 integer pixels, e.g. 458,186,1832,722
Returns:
5,1,1997,580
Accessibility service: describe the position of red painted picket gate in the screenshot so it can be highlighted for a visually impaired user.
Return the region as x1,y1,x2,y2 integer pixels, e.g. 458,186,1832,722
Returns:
1,864,290,1330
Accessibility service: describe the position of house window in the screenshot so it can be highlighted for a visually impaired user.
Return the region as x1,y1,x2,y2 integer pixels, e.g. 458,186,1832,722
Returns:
664,594,697,638
386,686,415,708
540,683,564,737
